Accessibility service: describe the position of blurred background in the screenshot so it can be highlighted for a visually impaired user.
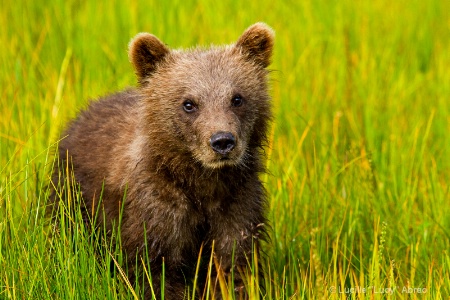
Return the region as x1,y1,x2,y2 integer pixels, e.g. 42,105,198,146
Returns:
1,0,449,298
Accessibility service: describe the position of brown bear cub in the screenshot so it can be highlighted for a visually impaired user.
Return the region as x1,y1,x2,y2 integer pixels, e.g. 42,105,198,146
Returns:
52,23,274,299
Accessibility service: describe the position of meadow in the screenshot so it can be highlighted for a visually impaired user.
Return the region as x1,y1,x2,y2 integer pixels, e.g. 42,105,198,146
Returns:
1,0,449,299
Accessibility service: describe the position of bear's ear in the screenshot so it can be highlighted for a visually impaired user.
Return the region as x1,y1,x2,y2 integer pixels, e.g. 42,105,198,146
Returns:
235,23,275,68
128,33,170,79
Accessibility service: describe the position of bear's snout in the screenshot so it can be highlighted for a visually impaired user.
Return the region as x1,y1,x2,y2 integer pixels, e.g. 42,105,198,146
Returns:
210,132,236,155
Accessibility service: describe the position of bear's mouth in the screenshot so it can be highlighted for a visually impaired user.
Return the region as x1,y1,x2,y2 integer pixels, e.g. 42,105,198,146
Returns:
197,143,246,169
202,154,240,169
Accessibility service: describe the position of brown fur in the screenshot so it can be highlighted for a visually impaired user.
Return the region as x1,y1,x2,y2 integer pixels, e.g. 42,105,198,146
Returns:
51,23,274,299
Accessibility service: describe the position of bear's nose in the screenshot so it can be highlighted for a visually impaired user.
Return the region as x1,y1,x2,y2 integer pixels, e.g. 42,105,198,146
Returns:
210,132,236,155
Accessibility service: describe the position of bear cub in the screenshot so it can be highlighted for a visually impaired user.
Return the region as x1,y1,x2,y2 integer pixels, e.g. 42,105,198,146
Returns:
52,23,274,299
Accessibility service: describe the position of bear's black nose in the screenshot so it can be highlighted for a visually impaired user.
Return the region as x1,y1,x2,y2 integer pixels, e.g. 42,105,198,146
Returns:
210,132,236,155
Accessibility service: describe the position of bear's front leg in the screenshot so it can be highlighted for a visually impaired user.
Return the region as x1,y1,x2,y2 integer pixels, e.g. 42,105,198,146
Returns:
121,191,203,300
141,263,188,300
209,201,265,299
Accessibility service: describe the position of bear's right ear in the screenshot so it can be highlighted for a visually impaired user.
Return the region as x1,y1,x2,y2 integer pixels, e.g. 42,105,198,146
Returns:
235,23,275,68
128,33,170,79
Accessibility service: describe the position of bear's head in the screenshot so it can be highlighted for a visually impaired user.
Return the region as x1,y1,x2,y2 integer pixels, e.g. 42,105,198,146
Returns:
129,23,274,170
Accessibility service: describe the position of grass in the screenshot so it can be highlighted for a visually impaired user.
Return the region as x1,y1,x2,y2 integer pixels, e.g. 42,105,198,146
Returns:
1,0,449,299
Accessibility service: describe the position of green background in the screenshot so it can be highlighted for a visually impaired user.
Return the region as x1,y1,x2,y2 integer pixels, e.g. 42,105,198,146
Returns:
1,0,449,299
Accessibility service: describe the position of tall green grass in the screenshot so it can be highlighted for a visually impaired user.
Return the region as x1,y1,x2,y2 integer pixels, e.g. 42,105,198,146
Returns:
1,0,449,299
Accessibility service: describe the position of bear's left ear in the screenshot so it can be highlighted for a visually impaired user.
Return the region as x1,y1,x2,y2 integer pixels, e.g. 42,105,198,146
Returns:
129,33,170,79
235,23,275,68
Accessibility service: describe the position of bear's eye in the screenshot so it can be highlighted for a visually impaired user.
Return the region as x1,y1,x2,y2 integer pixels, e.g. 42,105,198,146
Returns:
231,94,244,107
183,100,197,113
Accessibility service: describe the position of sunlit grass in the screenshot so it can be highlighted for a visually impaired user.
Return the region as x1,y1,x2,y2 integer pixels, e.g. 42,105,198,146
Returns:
1,0,449,299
